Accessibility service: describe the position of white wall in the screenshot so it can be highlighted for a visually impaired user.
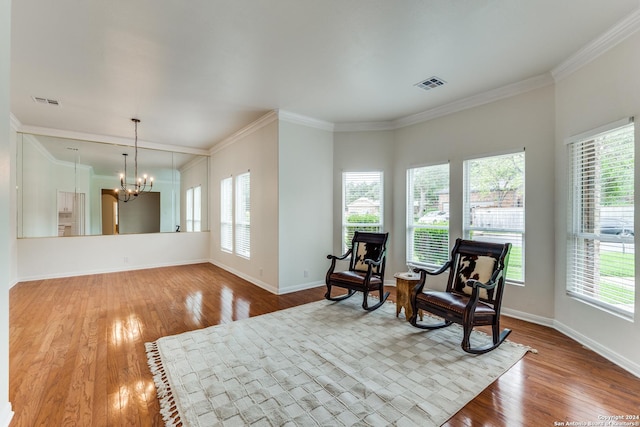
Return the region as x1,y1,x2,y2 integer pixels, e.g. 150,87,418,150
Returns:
210,115,280,293
393,85,557,320
555,31,640,374
17,231,210,281
278,120,333,293
0,0,13,423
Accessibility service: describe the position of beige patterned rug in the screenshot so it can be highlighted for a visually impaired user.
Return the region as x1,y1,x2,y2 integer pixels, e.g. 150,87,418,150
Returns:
146,298,532,426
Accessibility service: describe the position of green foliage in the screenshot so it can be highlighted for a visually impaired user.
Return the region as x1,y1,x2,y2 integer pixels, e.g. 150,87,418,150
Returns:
599,281,635,305
344,214,381,249
468,153,524,207
413,227,449,266
346,213,379,224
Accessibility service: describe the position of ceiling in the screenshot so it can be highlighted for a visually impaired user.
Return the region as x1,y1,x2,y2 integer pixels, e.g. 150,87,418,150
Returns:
10,0,640,151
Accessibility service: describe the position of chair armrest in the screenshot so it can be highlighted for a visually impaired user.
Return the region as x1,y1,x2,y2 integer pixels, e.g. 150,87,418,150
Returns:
326,249,352,261
411,260,451,277
364,257,382,267
467,278,497,291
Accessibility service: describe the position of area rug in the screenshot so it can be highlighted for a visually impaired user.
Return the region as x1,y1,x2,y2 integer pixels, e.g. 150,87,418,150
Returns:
146,298,533,426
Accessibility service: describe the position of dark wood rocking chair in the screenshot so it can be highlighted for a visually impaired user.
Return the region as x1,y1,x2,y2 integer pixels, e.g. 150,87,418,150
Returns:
409,238,512,354
325,231,390,311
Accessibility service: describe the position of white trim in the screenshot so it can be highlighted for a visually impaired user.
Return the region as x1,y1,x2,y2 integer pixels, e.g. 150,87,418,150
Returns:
334,120,396,132
501,307,554,328
209,260,278,294
277,280,325,295
564,117,633,145
209,110,278,155
554,320,640,378
16,124,210,156
278,110,334,131
9,113,20,131
335,73,553,133
552,8,640,82
0,403,13,427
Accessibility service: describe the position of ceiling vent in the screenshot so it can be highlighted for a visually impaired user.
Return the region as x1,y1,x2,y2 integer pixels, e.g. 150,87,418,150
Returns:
415,76,446,91
32,96,60,106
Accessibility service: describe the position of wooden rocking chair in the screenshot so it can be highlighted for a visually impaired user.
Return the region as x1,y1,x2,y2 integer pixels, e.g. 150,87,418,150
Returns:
325,231,390,311
409,238,512,354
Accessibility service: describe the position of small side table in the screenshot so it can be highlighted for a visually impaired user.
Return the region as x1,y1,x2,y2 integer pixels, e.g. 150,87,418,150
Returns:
394,272,423,321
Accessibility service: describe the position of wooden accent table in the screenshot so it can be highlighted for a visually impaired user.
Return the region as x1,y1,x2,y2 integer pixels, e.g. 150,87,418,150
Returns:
394,272,423,321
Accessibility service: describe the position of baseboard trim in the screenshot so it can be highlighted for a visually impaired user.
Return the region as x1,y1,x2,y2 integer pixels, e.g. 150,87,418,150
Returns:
0,402,14,427
553,320,640,378
501,307,555,328
209,261,279,294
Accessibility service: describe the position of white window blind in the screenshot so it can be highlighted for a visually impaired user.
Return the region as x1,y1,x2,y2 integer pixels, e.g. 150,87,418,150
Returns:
186,187,194,232
567,121,634,317
193,185,202,232
342,171,383,251
220,177,233,252
407,163,449,267
235,172,251,258
463,151,525,283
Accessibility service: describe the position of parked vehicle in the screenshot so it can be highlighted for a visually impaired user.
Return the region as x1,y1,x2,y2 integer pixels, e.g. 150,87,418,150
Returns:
418,211,449,224
599,218,634,237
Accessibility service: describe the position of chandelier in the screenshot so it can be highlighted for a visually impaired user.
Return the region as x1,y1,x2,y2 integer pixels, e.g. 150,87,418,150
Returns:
115,118,153,202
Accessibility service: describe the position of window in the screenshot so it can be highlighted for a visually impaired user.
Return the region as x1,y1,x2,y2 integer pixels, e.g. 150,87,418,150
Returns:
567,119,634,317
464,152,525,283
342,171,383,251
220,177,233,252
407,163,449,267
185,185,202,232
235,172,251,258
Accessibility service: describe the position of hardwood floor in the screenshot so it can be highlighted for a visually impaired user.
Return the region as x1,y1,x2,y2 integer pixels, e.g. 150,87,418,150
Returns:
9,263,640,426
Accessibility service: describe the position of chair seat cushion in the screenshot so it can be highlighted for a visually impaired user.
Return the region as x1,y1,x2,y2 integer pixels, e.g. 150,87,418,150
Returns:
416,290,495,317
329,271,382,290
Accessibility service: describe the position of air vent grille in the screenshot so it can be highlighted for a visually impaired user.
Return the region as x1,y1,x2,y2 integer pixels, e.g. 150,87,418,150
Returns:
415,76,446,91
32,96,60,106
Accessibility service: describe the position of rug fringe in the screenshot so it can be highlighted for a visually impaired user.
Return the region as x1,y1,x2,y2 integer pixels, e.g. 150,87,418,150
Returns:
145,341,183,427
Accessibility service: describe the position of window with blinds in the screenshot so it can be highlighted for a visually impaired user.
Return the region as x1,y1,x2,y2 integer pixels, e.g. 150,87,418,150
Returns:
185,185,201,232
342,171,383,251
463,151,525,283
567,120,634,318
235,172,251,258
407,163,449,267
186,187,194,232
220,177,233,252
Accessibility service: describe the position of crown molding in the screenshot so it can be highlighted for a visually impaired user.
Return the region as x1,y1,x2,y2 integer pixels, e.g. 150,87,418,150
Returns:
335,73,553,133
278,110,334,131
15,124,209,156
9,113,21,131
209,110,278,155
552,7,640,82
334,120,396,132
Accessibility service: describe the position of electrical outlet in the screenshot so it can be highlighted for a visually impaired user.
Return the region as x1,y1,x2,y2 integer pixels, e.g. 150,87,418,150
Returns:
123,257,129,264
303,270,309,278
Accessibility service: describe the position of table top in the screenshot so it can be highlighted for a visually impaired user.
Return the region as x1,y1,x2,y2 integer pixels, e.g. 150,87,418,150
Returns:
394,272,420,280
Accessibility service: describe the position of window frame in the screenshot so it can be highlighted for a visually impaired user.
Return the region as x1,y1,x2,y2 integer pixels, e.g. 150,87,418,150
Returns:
463,150,526,284
566,118,635,318
342,171,384,252
235,172,251,259
220,177,233,253
406,163,450,268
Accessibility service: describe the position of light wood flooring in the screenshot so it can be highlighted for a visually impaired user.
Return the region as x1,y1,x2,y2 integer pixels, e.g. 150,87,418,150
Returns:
9,263,640,426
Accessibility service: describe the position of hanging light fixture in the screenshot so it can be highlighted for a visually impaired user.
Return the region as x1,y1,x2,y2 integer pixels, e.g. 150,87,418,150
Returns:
115,118,153,202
